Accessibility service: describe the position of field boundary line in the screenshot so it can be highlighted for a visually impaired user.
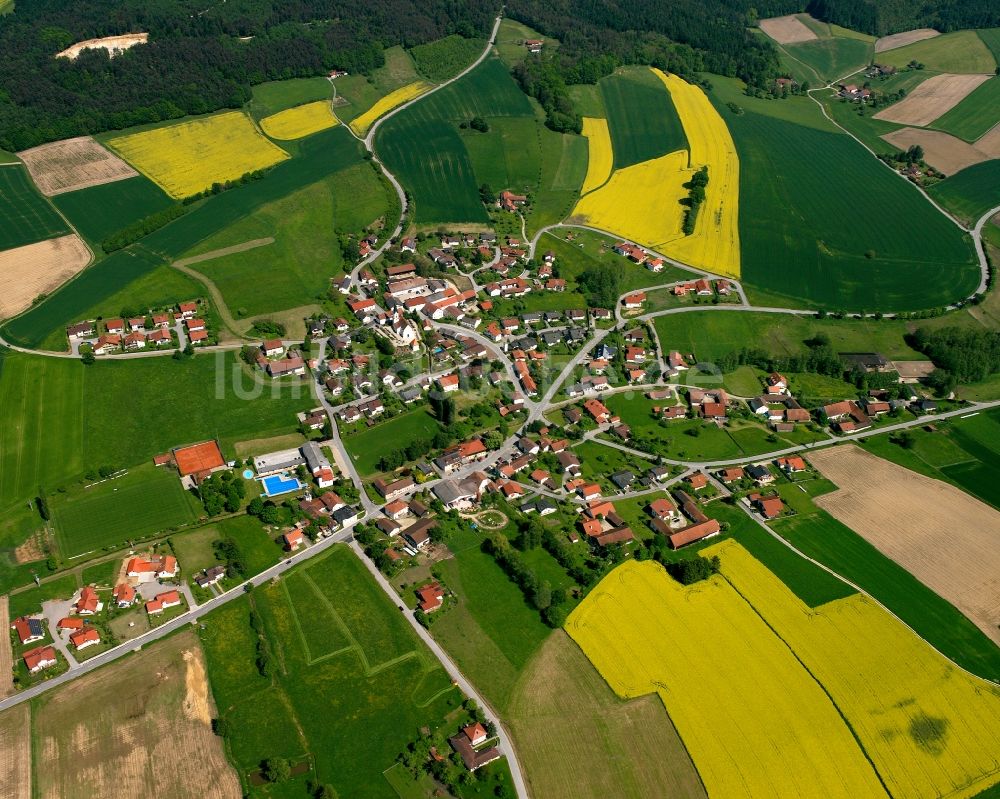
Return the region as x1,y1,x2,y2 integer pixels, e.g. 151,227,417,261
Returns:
286,571,358,666
172,237,274,269
300,571,371,671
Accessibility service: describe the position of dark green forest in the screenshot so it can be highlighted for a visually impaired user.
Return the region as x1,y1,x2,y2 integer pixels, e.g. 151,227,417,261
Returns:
0,0,498,150
806,0,1000,36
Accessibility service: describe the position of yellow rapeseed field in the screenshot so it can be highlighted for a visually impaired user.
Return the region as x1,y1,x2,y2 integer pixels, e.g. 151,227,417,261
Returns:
106,112,289,199
349,81,433,136
566,559,888,799
260,101,338,140
708,540,1000,799
574,150,690,244
654,69,740,277
580,117,614,195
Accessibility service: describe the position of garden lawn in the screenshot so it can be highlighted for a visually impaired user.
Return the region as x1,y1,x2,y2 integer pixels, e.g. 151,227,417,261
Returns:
51,463,199,557
708,77,979,311
342,408,440,476
52,175,173,247
8,573,78,618
0,165,70,249
600,67,687,168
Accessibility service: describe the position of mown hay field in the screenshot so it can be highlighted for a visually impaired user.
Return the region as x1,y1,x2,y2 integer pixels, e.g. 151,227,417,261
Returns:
507,631,707,799
566,559,887,799
33,631,240,799
881,127,989,176
349,80,433,136
105,112,290,199
260,100,338,140
579,116,613,195
0,165,70,250
873,73,992,127
0,234,90,320
880,30,997,74
930,76,1000,142
17,136,137,196
758,14,818,44
0,596,12,698
876,28,939,52
710,540,1000,799
809,445,1000,648
0,704,30,799
573,149,690,243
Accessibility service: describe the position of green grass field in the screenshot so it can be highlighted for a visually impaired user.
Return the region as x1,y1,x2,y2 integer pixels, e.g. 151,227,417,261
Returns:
979,28,1000,62
431,524,553,711
376,56,545,225
600,67,687,168
783,36,873,84
880,30,997,74
51,463,199,557
342,408,441,476
2,126,365,348
0,165,70,250
0,348,312,532
332,45,421,124
410,34,486,82
52,175,173,247
929,76,1000,142
201,546,464,798
248,77,333,121
184,161,392,317
929,159,1000,226
708,78,979,311
495,18,552,67
772,507,1000,681
8,573,77,618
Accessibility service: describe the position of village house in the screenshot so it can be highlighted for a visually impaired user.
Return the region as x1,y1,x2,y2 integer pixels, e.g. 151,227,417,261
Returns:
23,646,58,673
284,529,305,551
70,628,101,650
113,583,136,607
74,586,103,615
11,616,45,646
416,582,445,613
126,554,179,583
373,476,415,502
145,590,182,616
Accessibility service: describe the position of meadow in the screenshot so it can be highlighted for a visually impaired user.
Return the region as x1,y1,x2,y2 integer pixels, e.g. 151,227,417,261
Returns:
105,112,290,199
3,126,366,347
930,76,1000,142
708,78,980,310
51,463,199,557
0,165,70,250
201,546,466,798
410,34,486,82
567,558,888,798
600,67,687,168
332,46,422,124
341,407,441,476
248,77,333,120
880,30,997,74
0,348,312,542
507,631,708,799
929,159,1000,226
183,160,392,317
713,540,1000,799
170,514,281,578
782,34,873,83
52,175,173,246
259,100,338,141
376,56,539,224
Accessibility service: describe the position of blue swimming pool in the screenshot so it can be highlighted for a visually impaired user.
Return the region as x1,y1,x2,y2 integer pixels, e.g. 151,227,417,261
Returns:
242,469,254,479
261,474,302,497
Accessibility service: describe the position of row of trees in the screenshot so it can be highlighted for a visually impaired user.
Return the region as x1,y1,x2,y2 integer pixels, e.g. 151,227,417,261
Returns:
101,203,187,252
681,166,709,235
913,326,1000,394
482,531,571,627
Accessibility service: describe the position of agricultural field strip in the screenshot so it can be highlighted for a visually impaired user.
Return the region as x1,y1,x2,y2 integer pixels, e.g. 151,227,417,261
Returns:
872,73,992,127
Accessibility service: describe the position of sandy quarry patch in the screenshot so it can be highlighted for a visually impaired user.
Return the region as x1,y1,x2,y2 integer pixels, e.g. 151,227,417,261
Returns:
974,122,1000,158
182,649,212,725
810,445,1000,648
14,529,46,564
56,33,148,61
874,73,992,126
875,28,939,53
0,235,91,320
0,597,13,699
891,360,935,380
18,136,138,196
759,15,818,44
0,705,31,799
881,127,990,174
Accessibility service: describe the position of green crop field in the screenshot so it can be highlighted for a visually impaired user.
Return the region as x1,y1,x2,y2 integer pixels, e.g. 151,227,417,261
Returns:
410,34,486,82
0,165,70,250
783,36,873,84
377,56,542,224
708,79,979,310
248,76,333,120
880,30,997,74
2,126,365,348
183,161,393,317
772,507,1000,681
51,464,198,557
201,546,471,799
431,525,553,711
929,159,1000,226
333,45,421,124
930,76,1000,142
600,67,687,168
342,407,440,476
0,348,312,526
52,175,173,246
979,28,1000,61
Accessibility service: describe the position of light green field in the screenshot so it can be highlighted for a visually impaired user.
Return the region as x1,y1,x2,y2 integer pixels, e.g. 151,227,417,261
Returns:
51,463,199,557
333,46,421,123
495,18,552,67
783,35,873,84
410,34,485,82
880,30,997,74
248,77,333,120
342,408,440,476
